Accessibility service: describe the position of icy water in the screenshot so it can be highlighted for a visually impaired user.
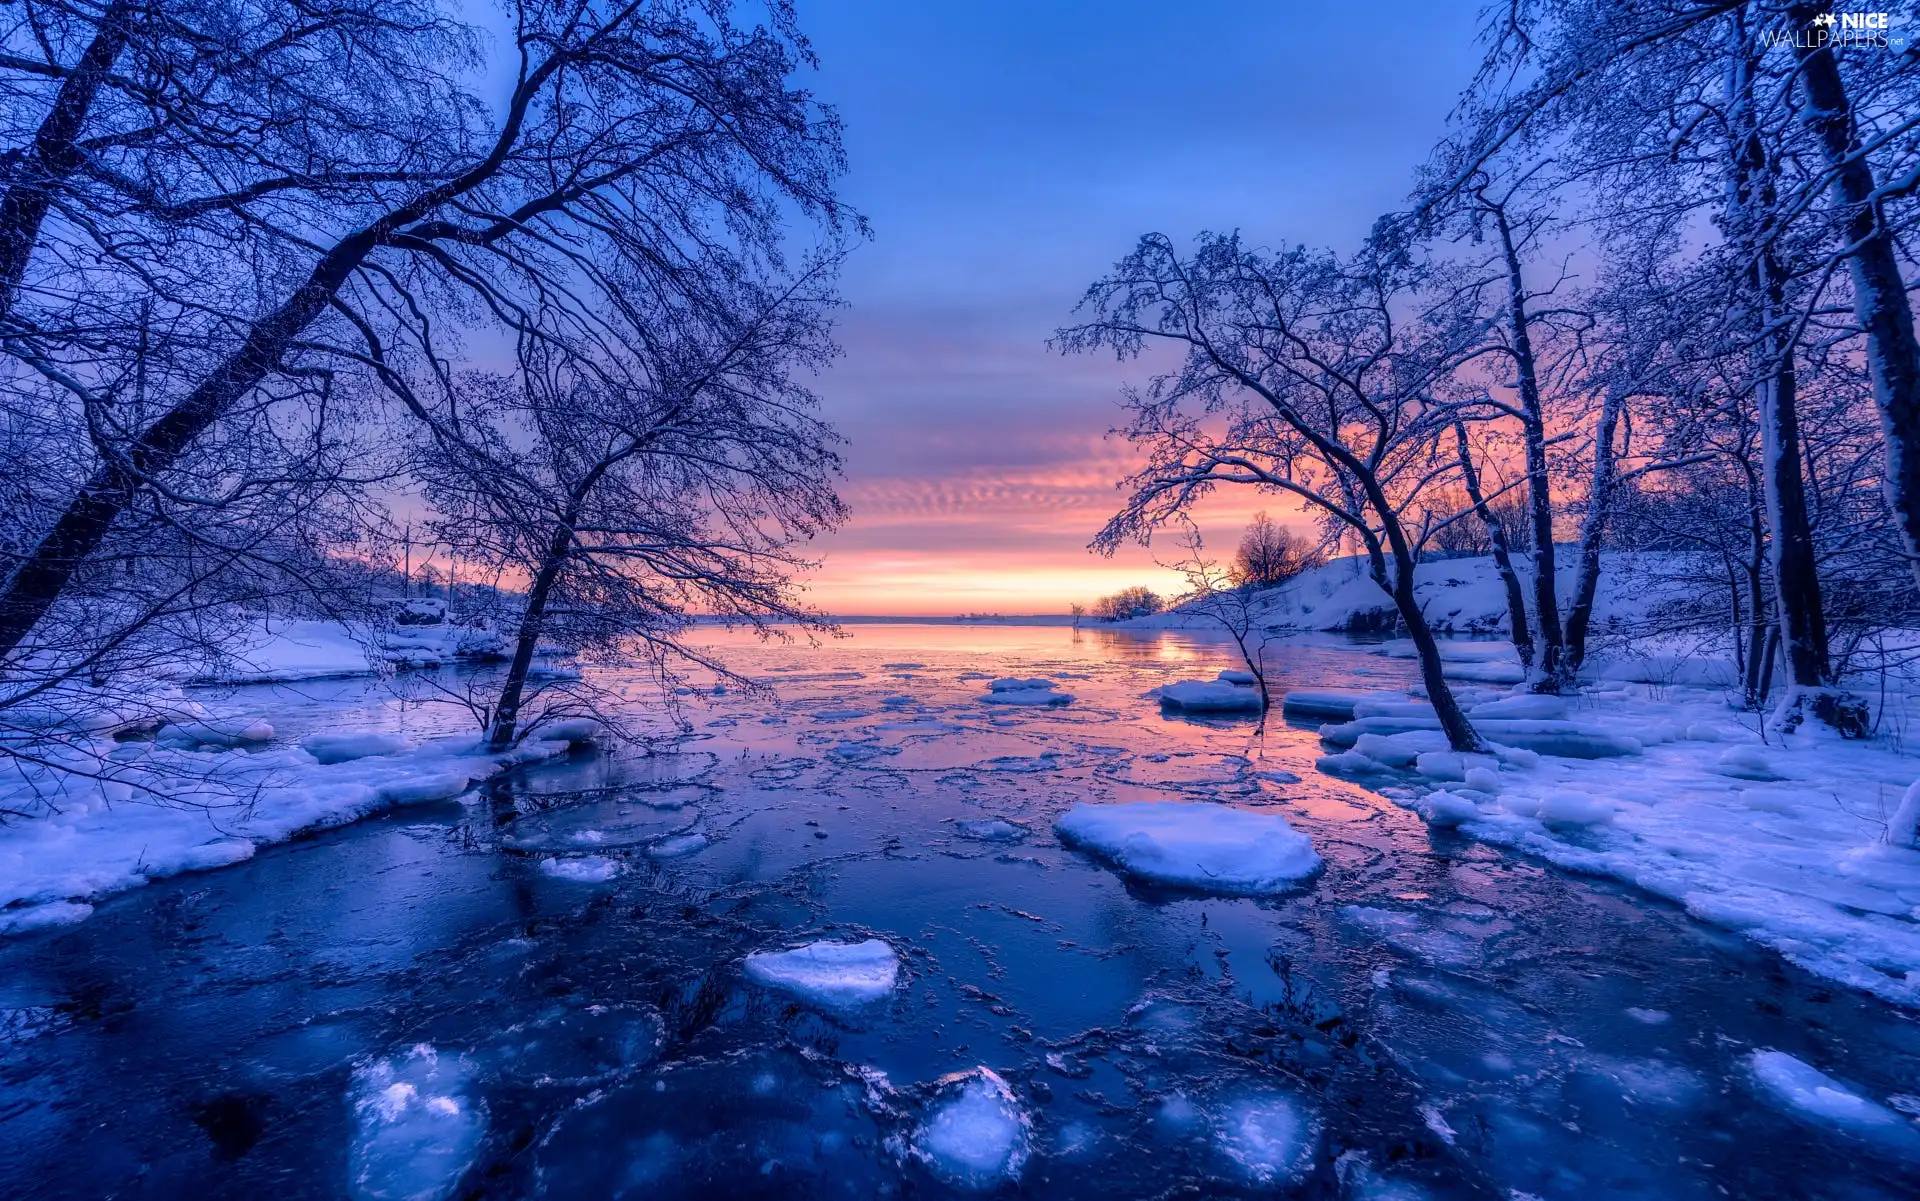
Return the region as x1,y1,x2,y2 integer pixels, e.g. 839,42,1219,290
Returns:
3,624,1919,1199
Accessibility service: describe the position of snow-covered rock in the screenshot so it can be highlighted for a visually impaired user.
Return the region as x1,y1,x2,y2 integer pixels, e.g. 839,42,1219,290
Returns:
743,938,901,1008
1055,801,1321,894
910,1067,1030,1189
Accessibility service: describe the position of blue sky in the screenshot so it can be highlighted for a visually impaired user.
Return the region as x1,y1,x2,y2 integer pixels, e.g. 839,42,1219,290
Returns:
794,0,1491,613
441,2,1490,612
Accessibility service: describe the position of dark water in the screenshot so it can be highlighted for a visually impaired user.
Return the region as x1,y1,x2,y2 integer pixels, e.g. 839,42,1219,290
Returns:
1,625,1917,1199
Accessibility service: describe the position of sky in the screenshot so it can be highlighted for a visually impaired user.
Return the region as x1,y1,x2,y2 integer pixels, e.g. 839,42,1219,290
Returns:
789,0,1490,616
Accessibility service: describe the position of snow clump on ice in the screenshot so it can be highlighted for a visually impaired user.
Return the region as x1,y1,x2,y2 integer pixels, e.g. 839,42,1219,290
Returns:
1055,801,1321,894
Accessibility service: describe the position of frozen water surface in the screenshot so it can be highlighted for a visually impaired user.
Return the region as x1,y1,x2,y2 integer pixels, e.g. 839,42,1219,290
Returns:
0,624,1918,1198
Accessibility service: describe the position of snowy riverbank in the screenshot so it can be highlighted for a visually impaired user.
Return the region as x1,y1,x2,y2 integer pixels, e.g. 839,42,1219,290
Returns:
1303,680,1920,1007
0,721,599,935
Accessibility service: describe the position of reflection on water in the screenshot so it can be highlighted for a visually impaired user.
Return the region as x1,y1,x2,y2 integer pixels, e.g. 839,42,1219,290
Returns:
0,623,1916,1198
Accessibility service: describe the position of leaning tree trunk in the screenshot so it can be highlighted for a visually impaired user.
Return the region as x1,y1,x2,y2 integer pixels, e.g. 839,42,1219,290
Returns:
1455,422,1534,672
1562,385,1624,675
1792,5,1920,595
486,524,575,751
0,229,378,659
1361,518,1485,753
1493,206,1565,691
0,0,135,321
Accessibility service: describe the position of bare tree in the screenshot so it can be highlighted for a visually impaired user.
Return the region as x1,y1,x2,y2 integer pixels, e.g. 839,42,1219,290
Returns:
0,0,849,670
1060,232,1493,752
1233,511,1319,588
411,261,847,751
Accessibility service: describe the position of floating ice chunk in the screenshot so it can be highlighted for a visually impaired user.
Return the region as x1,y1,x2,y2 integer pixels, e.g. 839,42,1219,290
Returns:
1156,680,1263,714
539,856,621,883
1625,1007,1670,1025
304,731,415,764
981,679,1073,706
1748,1050,1904,1131
1214,1092,1318,1186
828,740,899,763
911,1067,1030,1189
953,818,1027,843
1461,766,1502,793
811,708,872,721
1217,669,1258,685
348,1045,486,1201
743,938,901,1008
1055,801,1321,894
646,832,709,858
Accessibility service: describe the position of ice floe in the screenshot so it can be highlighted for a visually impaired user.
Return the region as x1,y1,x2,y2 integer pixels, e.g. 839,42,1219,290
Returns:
1748,1050,1906,1132
348,1045,486,1201
743,938,901,1008
1155,672,1265,714
1055,801,1321,894
909,1067,1030,1189
1213,1091,1320,1187
981,677,1073,706
538,855,621,883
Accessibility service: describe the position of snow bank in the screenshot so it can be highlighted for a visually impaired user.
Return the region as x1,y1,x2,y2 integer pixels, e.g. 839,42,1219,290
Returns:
743,938,901,1008
910,1067,1030,1189
0,724,596,935
1055,801,1322,894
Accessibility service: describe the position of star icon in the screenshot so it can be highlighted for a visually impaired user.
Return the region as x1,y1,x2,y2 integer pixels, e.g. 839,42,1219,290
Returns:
1812,11,1836,27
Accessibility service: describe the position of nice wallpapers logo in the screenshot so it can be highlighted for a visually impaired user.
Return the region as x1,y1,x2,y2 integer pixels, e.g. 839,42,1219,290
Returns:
1762,9,1913,51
